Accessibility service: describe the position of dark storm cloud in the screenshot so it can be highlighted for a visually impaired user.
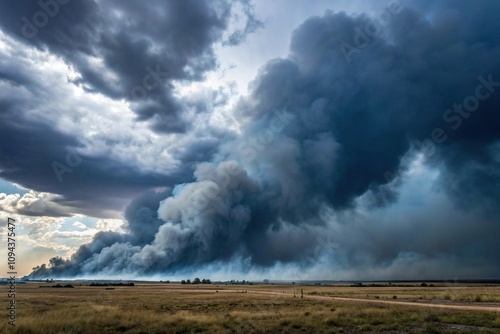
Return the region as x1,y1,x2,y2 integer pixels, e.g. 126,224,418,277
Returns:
0,45,186,217
0,0,260,217
0,108,183,217
237,0,500,212
0,0,261,132
29,0,500,278
230,1,500,271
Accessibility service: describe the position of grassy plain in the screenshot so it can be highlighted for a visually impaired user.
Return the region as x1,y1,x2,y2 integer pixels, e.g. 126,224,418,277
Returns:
1,282,499,333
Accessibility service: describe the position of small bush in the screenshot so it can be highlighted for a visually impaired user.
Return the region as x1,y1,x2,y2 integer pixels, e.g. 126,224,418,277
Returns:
280,320,290,326
326,318,340,326
51,284,73,288
425,314,440,323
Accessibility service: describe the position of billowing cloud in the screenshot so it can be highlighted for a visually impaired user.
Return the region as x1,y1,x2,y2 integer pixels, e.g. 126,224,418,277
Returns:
0,211,125,276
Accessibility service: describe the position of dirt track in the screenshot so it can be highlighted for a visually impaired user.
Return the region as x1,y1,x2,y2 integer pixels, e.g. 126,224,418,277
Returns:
175,287,500,312
246,289,500,312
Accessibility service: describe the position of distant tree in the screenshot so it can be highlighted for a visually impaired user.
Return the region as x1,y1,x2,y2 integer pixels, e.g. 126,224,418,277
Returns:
181,280,186,284
263,279,269,284
186,279,191,284
202,279,207,284
193,277,201,284
206,279,211,284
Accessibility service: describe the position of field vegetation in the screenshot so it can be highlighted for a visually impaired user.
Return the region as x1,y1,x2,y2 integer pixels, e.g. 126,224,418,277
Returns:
0,282,499,333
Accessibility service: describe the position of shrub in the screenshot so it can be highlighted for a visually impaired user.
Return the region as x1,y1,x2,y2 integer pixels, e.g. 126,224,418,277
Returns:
51,284,73,288
425,314,440,323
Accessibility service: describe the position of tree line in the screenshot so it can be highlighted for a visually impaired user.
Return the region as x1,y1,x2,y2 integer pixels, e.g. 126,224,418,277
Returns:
181,278,211,284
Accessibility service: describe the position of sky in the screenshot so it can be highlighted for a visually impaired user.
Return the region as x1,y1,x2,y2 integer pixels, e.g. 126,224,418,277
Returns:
0,0,499,281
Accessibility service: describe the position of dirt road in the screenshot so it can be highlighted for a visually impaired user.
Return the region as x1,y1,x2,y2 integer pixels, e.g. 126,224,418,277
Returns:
244,289,500,312
156,286,500,312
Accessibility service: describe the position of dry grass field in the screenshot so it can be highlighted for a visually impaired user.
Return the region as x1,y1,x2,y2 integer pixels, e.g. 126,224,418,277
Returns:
1,282,499,333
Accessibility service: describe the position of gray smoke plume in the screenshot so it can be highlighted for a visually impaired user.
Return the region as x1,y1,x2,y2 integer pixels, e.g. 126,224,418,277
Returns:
29,0,500,279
